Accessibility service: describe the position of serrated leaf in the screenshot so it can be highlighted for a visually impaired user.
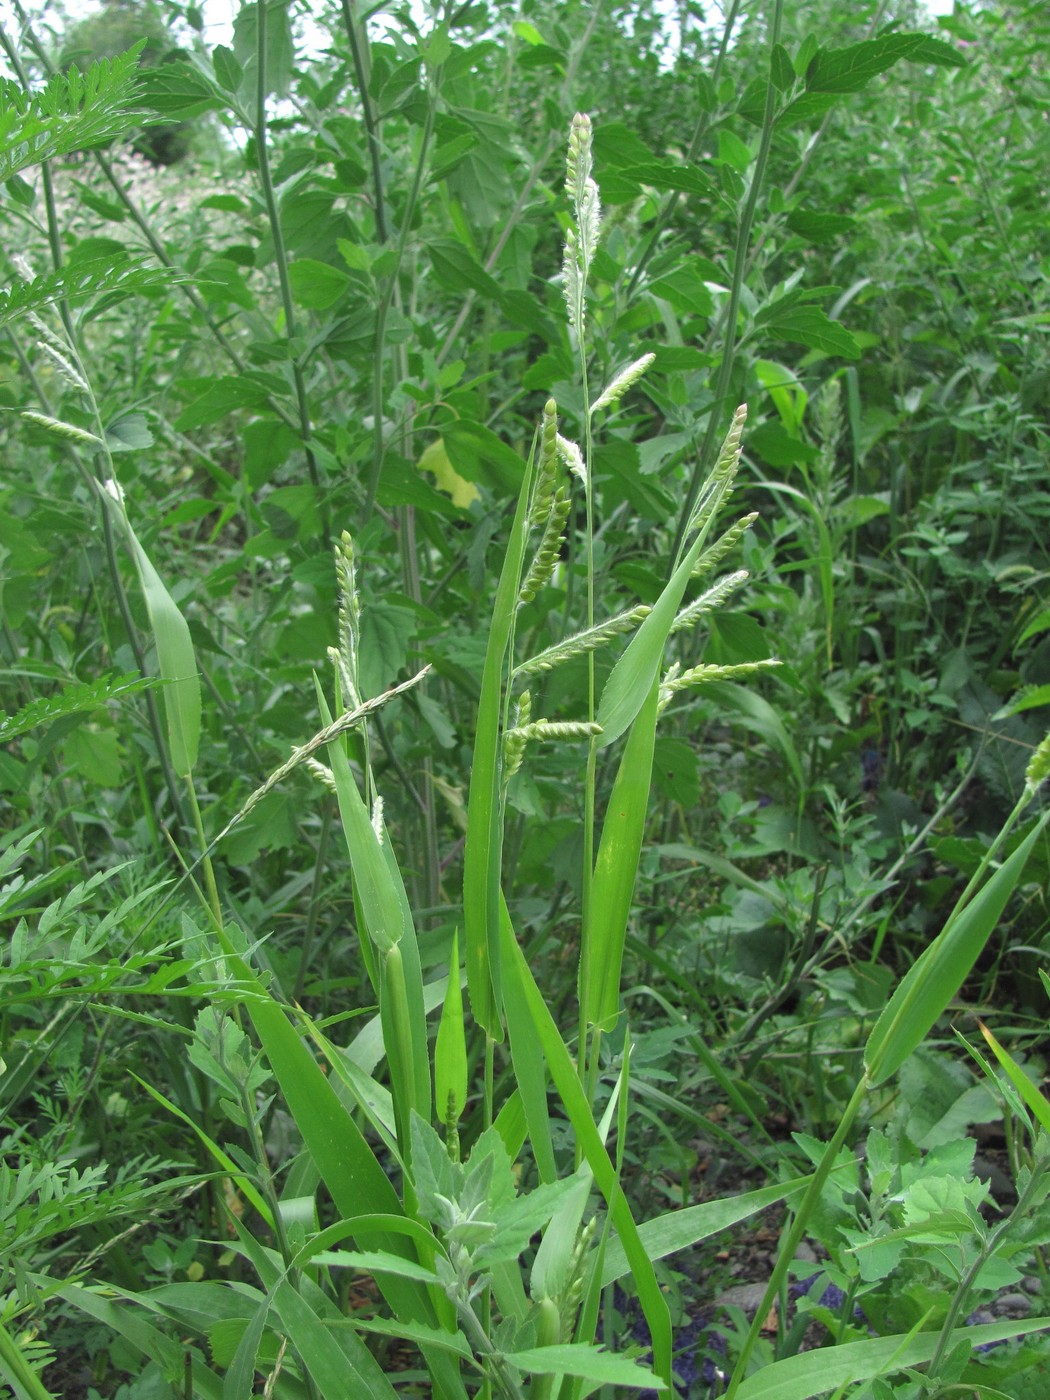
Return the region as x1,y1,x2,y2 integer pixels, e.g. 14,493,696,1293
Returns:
760,305,860,358
806,32,965,95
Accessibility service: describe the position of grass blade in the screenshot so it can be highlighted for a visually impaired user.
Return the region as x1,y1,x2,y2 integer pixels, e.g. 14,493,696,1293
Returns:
734,1317,1050,1400
978,1020,1050,1134
463,460,535,1037
504,930,672,1391
584,679,658,1032
865,816,1048,1086
99,487,201,777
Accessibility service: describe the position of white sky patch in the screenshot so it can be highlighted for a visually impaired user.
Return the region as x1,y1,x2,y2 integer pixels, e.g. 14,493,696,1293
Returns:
1,0,964,69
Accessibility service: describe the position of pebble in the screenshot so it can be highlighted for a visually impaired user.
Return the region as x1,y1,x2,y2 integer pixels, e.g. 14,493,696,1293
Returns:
995,1292,1032,1317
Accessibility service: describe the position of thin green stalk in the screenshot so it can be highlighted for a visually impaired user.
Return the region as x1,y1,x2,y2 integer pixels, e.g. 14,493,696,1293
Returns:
186,781,222,928
340,0,389,244
723,1075,869,1399
253,0,327,544
672,0,784,566
363,55,441,520
294,801,334,1002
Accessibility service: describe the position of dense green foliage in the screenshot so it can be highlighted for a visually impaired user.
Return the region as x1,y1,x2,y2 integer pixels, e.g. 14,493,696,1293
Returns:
3,1,1050,1396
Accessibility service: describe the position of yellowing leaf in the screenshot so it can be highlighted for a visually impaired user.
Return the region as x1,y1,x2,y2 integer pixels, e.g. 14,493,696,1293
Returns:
418,437,479,509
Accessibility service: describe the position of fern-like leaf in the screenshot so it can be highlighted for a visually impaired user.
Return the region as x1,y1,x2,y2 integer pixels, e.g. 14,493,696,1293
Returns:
0,45,147,183
0,256,176,329
0,671,153,745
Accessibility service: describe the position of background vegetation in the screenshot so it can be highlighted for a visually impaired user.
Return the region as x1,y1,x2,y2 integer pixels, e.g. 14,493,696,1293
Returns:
2,0,1050,1396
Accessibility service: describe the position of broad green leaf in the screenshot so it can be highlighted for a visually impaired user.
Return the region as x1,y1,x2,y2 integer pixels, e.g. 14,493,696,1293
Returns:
784,209,856,244
511,19,544,45
760,304,861,358
805,33,965,95
233,0,295,98
174,376,271,431
866,818,1048,1086
138,59,224,117
443,420,526,496
288,258,351,310
427,238,502,301
212,44,244,94
770,43,795,92
104,412,154,452
621,160,712,198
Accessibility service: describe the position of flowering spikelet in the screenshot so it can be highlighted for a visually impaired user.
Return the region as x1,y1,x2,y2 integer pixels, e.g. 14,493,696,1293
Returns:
515,604,652,681
687,404,747,539
1025,731,1050,797
306,757,337,793
502,690,531,783
519,487,571,603
658,658,781,713
557,434,587,492
563,113,600,341
334,531,362,708
578,177,601,264
565,112,593,204
28,312,90,392
691,512,759,580
591,354,656,416
21,411,103,447
531,398,560,528
670,571,750,635
562,229,583,341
